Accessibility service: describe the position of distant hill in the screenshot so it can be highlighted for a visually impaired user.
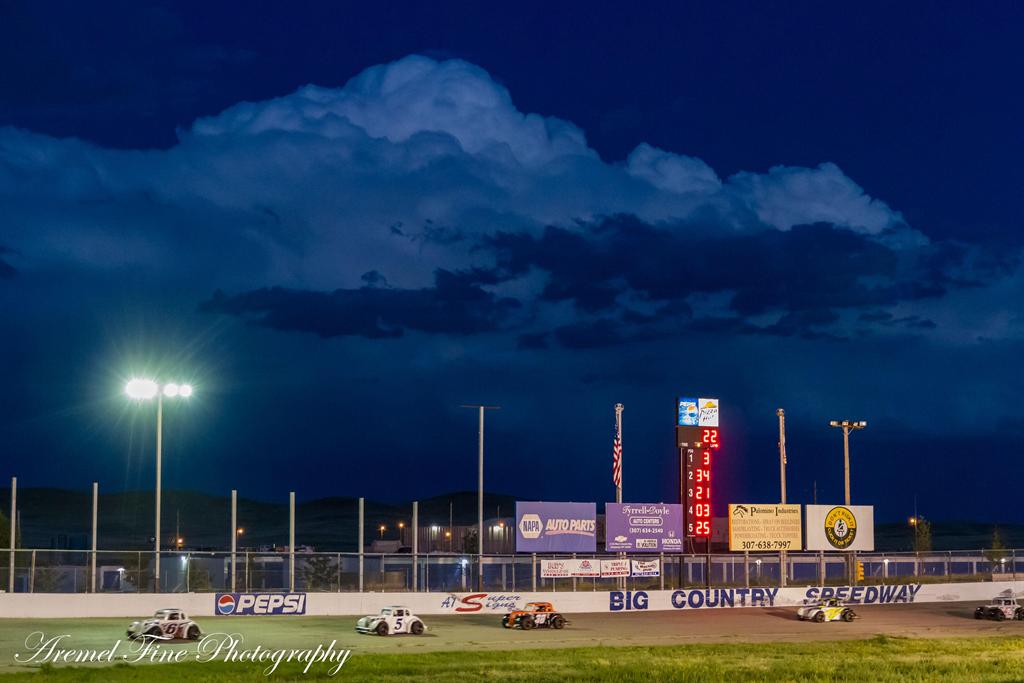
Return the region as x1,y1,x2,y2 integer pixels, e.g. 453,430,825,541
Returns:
1,488,1020,552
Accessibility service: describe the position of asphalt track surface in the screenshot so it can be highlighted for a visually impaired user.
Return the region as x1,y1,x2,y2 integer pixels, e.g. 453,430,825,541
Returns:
3,601,1024,672
345,602,1024,652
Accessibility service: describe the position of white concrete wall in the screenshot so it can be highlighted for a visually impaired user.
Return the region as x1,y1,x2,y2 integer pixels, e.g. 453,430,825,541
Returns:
1,581,1021,619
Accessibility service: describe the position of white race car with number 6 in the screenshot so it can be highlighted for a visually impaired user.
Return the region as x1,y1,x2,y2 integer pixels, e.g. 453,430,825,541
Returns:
126,608,202,640
355,606,426,636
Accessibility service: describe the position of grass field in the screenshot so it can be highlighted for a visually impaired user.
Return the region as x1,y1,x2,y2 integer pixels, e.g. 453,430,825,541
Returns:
1,636,1024,681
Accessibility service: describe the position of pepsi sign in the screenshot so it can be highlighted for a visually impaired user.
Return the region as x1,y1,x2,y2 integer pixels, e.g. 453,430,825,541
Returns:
214,593,307,616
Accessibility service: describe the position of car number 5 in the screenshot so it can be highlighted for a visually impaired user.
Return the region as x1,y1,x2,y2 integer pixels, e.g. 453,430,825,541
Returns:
395,617,403,630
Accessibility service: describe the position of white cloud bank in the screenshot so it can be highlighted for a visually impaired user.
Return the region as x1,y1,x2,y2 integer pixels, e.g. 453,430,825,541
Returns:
0,54,908,291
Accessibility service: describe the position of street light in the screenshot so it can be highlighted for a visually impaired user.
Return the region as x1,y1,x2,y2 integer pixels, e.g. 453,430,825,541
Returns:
828,420,867,506
126,377,194,592
379,524,386,539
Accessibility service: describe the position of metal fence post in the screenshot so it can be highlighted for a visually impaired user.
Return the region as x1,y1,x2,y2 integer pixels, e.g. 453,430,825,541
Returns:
412,501,418,592
358,498,364,593
230,489,237,593
288,492,295,592
660,552,665,591
336,552,341,592
531,553,537,592
91,482,98,593
8,476,16,593
29,549,35,593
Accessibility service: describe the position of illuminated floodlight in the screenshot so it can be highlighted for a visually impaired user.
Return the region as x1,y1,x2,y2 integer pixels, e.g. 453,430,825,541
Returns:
163,383,180,397
126,378,159,400
179,384,193,398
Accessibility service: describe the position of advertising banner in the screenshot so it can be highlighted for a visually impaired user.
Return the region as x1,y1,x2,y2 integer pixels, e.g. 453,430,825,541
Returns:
600,559,630,577
727,504,802,551
804,505,875,551
631,559,661,577
516,502,597,552
540,559,601,578
215,593,307,616
606,503,684,552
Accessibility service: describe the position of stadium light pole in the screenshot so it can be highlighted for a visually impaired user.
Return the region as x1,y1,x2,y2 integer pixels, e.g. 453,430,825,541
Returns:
126,378,194,593
828,420,867,506
461,404,500,592
829,419,867,587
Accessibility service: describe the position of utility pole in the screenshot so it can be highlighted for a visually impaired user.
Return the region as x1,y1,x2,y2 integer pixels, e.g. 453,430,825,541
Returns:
461,404,500,592
776,409,788,588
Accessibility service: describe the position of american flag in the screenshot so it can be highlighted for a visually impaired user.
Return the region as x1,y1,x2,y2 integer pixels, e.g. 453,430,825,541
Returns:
612,428,622,489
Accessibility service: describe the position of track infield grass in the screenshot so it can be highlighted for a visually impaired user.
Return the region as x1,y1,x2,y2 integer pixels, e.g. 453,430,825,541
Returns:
1,636,1024,681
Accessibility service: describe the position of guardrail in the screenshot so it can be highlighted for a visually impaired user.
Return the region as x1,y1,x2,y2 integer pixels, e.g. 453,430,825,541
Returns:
0,548,1019,594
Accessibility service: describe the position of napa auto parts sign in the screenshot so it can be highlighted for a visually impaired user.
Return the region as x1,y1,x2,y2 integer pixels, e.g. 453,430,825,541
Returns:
606,503,684,552
516,502,597,552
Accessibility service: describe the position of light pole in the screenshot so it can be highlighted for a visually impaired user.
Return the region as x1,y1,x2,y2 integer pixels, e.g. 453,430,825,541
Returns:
126,378,193,593
461,404,500,592
829,419,866,586
828,420,867,506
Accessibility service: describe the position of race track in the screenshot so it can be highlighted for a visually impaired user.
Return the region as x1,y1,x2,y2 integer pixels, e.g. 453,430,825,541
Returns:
3,601,1023,672
344,602,1024,653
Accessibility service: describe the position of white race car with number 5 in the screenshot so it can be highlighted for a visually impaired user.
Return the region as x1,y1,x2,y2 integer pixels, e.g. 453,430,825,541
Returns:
126,608,202,640
355,606,426,636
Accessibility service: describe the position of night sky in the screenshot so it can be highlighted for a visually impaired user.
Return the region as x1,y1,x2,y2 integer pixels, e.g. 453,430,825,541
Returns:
1,2,1022,523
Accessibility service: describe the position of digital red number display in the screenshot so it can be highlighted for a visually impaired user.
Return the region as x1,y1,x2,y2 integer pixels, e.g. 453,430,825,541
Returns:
686,448,713,537
681,428,719,537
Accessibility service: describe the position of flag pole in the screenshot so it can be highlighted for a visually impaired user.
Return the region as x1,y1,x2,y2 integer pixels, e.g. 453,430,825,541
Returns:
614,404,624,504
614,403,624,589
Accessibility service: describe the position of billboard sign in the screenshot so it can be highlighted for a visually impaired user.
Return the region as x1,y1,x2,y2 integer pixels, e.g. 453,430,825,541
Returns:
540,558,601,578
215,593,307,616
698,398,719,427
804,505,875,552
631,559,660,577
515,502,597,552
600,559,630,577
677,397,699,426
727,504,802,551
606,503,684,552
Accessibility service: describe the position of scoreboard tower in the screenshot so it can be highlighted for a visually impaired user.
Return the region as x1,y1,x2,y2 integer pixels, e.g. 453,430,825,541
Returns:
676,398,720,543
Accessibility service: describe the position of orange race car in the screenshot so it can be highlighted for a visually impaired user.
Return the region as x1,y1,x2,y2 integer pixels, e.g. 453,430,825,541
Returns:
501,601,567,630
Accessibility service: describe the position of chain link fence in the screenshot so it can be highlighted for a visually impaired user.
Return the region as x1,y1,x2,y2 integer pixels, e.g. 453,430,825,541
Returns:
1,548,1019,593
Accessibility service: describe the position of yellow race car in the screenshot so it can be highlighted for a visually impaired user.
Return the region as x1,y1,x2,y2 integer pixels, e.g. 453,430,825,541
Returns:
797,598,858,622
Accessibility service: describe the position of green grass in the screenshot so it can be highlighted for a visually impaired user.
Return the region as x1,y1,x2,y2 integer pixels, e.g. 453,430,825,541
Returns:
2,636,1024,682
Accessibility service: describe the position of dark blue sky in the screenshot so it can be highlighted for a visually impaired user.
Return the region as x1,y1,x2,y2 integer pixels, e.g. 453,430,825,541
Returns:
1,2,1022,523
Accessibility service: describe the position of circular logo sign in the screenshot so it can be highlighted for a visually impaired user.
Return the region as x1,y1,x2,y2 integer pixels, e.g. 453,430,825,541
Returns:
824,506,858,549
217,594,237,615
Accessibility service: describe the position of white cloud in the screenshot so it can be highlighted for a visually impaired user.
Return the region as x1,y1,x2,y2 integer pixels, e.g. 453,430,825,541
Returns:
729,162,903,234
0,54,909,291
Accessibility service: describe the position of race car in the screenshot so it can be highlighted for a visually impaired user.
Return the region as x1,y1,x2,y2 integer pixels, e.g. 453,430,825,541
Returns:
126,608,202,640
797,598,858,623
974,596,1024,621
502,601,567,629
355,606,426,635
